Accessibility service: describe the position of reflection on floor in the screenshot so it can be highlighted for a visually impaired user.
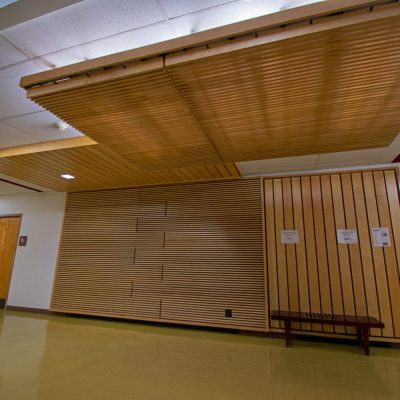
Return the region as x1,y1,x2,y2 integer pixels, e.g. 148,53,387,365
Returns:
0,311,399,400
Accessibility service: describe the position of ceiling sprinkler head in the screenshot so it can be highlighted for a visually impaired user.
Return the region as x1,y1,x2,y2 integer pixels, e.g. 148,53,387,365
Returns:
54,121,69,131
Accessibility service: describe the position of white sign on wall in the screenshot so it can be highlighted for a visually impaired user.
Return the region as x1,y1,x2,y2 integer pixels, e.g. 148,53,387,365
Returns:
337,229,358,244
372,227,391,247
281,230,299,244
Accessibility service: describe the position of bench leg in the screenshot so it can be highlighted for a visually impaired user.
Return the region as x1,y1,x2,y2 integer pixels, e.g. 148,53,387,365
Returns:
356,327,362,348
284,320,292,347
362,327,370,356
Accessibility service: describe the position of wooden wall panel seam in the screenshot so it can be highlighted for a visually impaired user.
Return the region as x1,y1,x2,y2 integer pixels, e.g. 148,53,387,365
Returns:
52,180,265,331
52,169,400,341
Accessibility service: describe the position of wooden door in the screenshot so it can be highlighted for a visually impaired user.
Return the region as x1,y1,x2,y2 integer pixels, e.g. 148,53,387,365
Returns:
0,217,21,307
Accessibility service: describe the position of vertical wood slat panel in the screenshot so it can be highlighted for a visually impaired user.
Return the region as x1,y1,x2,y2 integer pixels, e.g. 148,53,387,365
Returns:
342,174,367,318
374,171,400,338
331,174,355,334
301,176,322,332
265,169,400,342
312,176,333,333
363,172,394,338
51,179,266,331
384,170,400,338
321,175,345,334
292,177,310,331
264,179,279,329
283,178,300,330
274,179,288,329
352,173,382,337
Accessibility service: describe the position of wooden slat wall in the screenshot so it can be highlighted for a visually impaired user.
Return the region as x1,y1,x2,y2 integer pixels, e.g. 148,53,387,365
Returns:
264,169,400,341
51,179,265,330
51,168,400,340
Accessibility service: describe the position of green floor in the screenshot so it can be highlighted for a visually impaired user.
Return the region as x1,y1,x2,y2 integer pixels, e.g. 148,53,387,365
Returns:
0,311,399,400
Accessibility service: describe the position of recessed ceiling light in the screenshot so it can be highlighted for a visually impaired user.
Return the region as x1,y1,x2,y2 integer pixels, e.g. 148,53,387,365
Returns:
61,174,75,180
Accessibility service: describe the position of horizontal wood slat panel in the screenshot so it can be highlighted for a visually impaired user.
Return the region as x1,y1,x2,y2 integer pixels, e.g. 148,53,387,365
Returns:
166,14,400,161
0,144,240,191
21,5,400,171
32,68,221,170
51,180,266,330
265,169,400,342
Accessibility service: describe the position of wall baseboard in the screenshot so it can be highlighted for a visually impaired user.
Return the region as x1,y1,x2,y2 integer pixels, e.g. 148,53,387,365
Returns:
5,305,59,315
4,305,400,350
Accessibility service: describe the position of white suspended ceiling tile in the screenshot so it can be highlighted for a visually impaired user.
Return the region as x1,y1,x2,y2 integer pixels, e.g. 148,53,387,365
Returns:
38,21,176,68
166,0,324,36
5,110,83,142
0,61,44,119
2,0,165,57
159,0,323,19
280,0,325,10
0,34,27,68
0,120,38,148
158,0,237,18
0,180,33,196
167,0,282,36
0,0,86,31
239,154,318,176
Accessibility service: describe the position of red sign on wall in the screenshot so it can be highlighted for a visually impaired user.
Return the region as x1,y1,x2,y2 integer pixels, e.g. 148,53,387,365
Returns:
18,236,28,246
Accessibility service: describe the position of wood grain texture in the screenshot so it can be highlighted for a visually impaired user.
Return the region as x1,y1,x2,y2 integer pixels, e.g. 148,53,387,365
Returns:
0,137,96,157
265,169,400,341
50,167,400,340
0,217,21,299
0,144,240,192
51,180,266,330
166,13,400,162
18,3,400,174
31,67,221,171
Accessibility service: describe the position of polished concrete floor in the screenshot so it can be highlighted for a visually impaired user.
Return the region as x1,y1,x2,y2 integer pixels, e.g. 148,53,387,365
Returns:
0,311,399,400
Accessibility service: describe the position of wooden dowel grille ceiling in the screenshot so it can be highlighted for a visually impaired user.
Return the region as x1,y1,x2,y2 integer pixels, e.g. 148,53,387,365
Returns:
51,179,266,330
20,2,400,171
0,144,240,192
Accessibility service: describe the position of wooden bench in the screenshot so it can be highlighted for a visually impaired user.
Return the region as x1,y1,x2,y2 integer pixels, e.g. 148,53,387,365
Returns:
270,310,384,355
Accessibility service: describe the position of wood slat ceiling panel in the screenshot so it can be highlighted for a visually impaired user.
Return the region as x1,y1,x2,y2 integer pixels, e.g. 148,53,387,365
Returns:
165,14,400,161
33,69,221,170
20,3,400,179
0,145,239,191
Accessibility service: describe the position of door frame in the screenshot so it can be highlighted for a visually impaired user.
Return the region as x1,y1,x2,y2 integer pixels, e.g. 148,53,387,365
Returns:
0,214,22,308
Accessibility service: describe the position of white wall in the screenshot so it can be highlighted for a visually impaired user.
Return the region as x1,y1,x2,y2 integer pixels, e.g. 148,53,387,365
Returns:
0,191,66,309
